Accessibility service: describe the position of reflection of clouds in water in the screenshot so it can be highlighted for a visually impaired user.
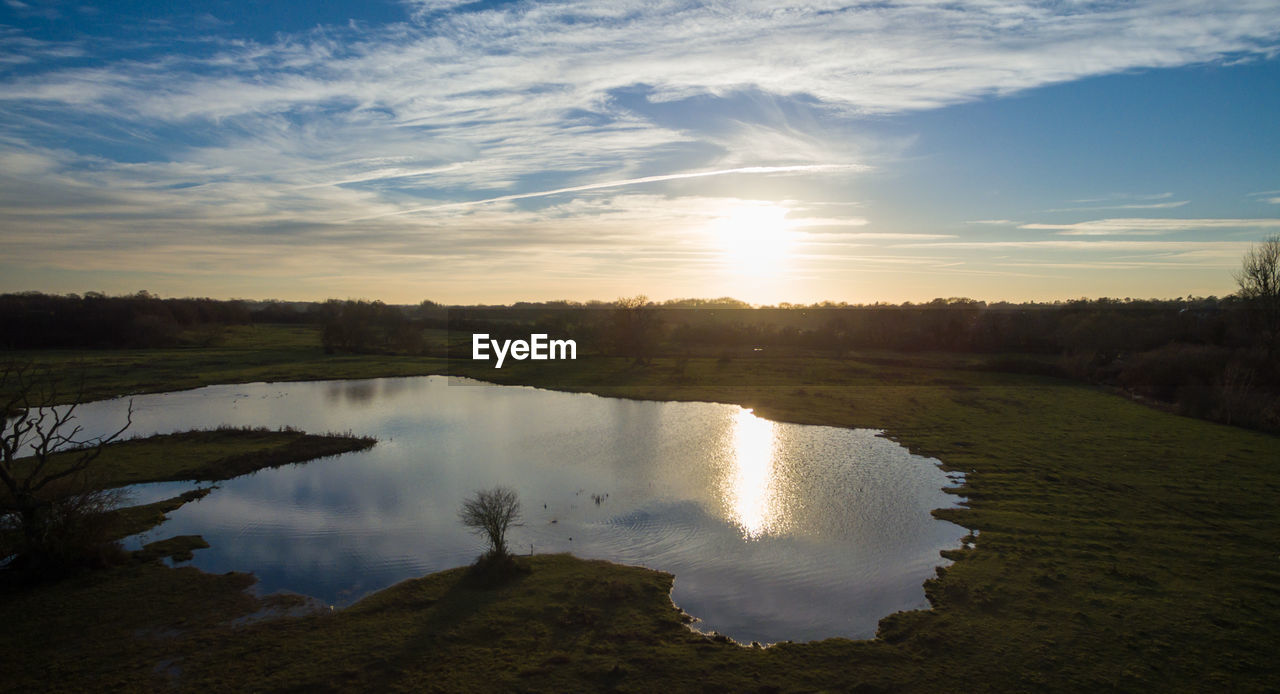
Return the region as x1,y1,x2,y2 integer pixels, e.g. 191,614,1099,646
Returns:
596,495,958,642
93,376,965,643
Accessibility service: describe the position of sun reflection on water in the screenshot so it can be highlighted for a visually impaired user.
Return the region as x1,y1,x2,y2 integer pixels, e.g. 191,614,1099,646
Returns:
724,408,783,539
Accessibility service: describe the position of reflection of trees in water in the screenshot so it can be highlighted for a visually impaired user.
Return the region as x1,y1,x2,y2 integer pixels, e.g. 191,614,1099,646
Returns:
378,377,412,399
325,381,377,405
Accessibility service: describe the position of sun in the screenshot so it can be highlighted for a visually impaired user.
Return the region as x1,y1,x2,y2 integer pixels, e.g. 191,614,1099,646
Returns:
710,202,795,275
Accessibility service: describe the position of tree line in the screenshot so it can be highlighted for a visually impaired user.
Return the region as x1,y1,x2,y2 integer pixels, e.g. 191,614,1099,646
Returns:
0,290,1258,356
0,291,251,349
4,292,1276,431
4,237,1277,430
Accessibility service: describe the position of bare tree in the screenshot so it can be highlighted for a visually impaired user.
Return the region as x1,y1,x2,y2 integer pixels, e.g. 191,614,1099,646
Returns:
1,363,132,568
609,295,662,365
458,486,522,558
1235,234,1280,358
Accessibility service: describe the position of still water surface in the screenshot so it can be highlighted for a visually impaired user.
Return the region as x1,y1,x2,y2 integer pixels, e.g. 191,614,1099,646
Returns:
71,376,966,644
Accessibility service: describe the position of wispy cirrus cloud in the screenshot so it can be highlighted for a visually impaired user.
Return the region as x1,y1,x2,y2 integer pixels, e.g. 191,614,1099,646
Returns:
1044,200,1189,212
892,240,1258,271
1018,218,1280,235
1069,192,1174,204
1247,190,1280,205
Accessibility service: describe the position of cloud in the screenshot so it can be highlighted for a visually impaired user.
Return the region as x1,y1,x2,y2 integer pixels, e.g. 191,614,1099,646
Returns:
0,32,85,66
1070,192,1174,204
1018,218,1280,234
14,2,1280,120
343,164,866,221
401,0,477,20
2,1,1279,299
896,240,1254,256
802,232,958,241
1043,200,1189,212
6,4,1278,186
995,259,1241,270
2,0,58,19
0,154,843,279
292,164,466,190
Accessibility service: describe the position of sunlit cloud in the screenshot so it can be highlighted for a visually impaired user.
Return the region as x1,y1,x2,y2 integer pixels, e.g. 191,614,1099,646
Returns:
1018,218,1280,234
1043,200,1189,212
996,259,1241,270
899,240,1255,253
802,233,955,240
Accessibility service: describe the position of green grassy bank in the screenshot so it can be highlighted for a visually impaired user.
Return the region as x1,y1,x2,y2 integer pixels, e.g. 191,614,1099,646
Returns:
3,325,1278,691
76,428,378,489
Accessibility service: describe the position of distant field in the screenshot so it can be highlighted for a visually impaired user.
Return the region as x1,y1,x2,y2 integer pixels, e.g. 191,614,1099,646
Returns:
3,324,448,404
3,324,1278,691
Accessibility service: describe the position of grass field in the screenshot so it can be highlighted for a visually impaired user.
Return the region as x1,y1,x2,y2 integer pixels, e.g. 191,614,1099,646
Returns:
3,324,1278,691
3,323,448,404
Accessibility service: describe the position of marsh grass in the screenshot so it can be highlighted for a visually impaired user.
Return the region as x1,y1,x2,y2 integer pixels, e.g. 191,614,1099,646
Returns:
11,428,377,491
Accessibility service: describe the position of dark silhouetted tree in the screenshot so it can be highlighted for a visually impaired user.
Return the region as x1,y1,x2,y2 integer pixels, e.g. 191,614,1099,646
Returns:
608,296,662,364
1,363,132,572
1235,234,1280,359
458,486,522,558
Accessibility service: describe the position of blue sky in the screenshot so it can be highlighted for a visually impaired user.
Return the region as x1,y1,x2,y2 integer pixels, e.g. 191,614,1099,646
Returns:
1,0,1278,304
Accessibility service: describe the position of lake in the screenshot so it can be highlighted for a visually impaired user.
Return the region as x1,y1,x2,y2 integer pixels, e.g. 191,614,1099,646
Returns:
69,376,967,644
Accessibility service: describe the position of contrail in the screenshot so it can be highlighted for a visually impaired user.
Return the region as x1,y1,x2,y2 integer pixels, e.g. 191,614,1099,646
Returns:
340,164,864,222
294,163,464,189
